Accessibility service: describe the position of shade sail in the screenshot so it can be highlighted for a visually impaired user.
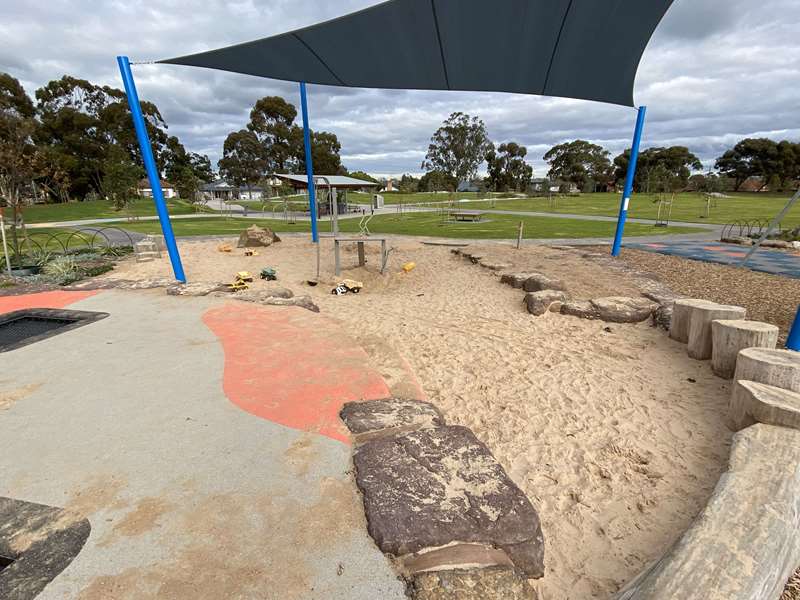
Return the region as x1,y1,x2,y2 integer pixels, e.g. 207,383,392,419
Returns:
159,0,674,107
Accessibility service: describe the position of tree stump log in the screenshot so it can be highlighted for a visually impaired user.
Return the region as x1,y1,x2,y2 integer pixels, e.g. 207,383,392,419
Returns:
730,380,800,431
711,320,779,379
734,348,800,393
687,303,746,360
669,299,716,344
614,424,800,600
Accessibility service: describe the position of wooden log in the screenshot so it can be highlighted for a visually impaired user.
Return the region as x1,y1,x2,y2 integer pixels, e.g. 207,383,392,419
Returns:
734,348,800,393
730,380,800,431
670,299,716,343
614,424,800,600
687,303,746,360
711,320,779,379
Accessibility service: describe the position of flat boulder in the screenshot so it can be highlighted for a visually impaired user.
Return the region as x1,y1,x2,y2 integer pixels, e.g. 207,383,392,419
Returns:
237,225,281,248
591,297,657,324
166,281,225,296
261,295,319,313
523,273,567,293
340,398,445,442
353,425,544,578
525,290,567,316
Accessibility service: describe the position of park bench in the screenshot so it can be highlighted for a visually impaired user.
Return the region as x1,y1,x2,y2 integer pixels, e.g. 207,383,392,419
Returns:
334,236,388,275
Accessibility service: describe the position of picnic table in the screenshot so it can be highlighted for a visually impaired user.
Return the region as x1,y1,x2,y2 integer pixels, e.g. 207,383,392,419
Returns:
448,210,482,222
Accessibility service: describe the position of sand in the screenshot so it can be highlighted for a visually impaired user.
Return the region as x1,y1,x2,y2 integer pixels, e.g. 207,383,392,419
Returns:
103,235,735,599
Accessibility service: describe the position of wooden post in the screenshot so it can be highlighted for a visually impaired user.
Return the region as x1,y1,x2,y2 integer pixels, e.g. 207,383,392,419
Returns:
357,241,366,267
670,299,717,343
711,320,779,379
687,303,747,360
0,212,11,275
734,348,800,393
730,380,800,431
516,222,524,249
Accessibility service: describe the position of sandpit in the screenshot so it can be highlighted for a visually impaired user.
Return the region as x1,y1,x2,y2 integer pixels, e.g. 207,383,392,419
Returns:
101,235,733,599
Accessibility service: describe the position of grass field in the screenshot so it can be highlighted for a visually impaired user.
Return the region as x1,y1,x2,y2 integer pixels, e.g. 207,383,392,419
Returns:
4,198,209,224
456,192,800,228
96,214,698,240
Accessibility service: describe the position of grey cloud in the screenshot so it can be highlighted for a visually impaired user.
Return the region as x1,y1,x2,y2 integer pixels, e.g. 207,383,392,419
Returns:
0,0,798,176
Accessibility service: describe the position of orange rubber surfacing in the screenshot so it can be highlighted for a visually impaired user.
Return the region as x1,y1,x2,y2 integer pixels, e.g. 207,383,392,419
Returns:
203,303,391,444
0,290,99,314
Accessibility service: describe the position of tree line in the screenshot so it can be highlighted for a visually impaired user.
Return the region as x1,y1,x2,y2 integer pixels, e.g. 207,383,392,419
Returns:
397,112,800,195
0,72,347,220
0,72,216,218
217,95,344,193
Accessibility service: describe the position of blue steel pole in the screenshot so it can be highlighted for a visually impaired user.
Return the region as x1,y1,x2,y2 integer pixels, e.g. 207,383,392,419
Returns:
611,106,647,257
117,56,186,282
299,82,319,243
788,306,800,351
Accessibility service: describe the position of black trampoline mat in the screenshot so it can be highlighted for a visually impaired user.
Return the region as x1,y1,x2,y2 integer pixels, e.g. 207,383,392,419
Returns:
0,309,109,352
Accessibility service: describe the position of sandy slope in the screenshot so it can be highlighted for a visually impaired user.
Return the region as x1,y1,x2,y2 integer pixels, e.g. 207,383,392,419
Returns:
105,236,733,599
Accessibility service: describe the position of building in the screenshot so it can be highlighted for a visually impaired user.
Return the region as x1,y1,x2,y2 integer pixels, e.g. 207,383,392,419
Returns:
272,174,379,192
138,179,177,199
272,174,379,215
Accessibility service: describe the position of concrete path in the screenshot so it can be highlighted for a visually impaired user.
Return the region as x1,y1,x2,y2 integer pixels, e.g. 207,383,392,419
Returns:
0,290,406,599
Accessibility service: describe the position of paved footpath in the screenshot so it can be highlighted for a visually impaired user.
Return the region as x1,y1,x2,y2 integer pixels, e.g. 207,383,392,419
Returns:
0,290,406,599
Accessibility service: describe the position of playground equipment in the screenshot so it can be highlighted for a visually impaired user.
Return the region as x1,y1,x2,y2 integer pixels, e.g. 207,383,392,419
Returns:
655,194,674,227
358,210,374,236
121,0,675,283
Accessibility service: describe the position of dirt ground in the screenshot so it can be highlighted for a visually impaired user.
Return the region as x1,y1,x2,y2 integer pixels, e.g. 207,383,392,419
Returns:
94,235,752,599
613,246,799,344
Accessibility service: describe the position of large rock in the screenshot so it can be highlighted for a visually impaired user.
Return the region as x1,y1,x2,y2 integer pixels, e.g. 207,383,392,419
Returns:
591,297,657,324
615,424,800,600
479,259,513,272
762,239,792,249
353,425,545,578
340,399,445,443
217,287,294,302
410,568,537,600
166,281,225,297
523,273,567,293
560,300,598,319
525,290,567,316
237,225,281,248
261,295,319,313
501,273,541,289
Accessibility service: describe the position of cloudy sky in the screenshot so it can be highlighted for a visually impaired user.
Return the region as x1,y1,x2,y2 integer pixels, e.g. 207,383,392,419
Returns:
1,0,798,177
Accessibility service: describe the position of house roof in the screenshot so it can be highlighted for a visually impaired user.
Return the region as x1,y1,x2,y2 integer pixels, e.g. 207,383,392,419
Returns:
158,0,674,107
200,179,236,191
274,174,379,189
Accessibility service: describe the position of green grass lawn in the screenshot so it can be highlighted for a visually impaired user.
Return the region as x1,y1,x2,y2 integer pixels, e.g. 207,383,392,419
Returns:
4,198,209,224
457,192,800,228
99,213,698,240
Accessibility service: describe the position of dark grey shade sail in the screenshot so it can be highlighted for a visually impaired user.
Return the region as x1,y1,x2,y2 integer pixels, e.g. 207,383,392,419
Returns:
159,0,675,107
